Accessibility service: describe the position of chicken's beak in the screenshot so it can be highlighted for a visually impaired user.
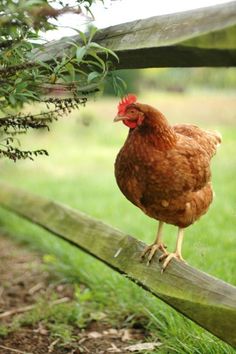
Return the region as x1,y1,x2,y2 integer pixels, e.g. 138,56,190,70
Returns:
113,115,126,122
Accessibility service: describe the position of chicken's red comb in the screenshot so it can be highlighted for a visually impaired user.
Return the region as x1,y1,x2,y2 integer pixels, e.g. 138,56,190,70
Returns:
118,94,137,115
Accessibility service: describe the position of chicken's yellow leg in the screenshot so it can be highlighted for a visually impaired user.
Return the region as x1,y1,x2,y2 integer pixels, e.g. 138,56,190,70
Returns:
159,227,186,272
141,221,168,264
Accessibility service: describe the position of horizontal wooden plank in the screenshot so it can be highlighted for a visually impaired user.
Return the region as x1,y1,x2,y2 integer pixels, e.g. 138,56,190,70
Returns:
32,1,236,68
94,1,236,51
0,182,235,347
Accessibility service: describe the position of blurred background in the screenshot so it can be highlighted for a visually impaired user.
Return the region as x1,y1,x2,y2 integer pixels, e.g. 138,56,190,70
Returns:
1,67,236,270
1,62,236,354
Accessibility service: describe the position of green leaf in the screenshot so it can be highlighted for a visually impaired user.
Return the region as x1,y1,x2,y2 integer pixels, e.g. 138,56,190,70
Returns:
15,81,28,92
83,59,104,71
15,77,22,84
76,46,87,63
37,60,52,71
8,94,16,106
20,92,39,100
87,51,106,72
116,76,127,90
79,31,87,45
88,42,119,61
87,71,101,83
88,26,98,43
65,63,75,81
74,68,88,76
112,74,127,97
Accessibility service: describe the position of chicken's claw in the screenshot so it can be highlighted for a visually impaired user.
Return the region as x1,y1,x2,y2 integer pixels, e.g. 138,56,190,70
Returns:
159,252,186,273
141,243,167,265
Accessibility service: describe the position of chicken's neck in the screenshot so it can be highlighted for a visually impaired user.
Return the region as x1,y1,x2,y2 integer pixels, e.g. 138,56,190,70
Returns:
140,110,177,149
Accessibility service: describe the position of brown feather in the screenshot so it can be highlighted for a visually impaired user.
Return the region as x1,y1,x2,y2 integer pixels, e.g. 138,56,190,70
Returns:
115,103,220,228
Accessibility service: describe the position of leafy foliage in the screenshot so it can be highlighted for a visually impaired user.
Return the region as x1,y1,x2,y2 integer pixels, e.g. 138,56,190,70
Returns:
0,0,119,161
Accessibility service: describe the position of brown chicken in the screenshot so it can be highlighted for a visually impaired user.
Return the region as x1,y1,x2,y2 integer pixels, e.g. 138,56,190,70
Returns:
114,94,221,271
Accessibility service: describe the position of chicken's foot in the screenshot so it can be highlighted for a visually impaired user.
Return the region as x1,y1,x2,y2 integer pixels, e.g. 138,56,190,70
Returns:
159,228,186,272
141,221,168,265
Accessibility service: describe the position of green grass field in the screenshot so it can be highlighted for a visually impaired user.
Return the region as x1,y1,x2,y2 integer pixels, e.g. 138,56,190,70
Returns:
0,91,236,353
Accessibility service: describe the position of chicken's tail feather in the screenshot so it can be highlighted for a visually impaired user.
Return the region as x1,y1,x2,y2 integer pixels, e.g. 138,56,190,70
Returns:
178,183,213,227
174,124,221,158
206,130,222,146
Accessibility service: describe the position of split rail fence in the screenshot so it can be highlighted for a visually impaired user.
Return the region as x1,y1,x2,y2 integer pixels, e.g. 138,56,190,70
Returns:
1,1,236,348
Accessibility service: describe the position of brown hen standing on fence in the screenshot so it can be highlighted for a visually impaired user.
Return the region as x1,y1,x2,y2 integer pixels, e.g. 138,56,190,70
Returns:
114,94,221,271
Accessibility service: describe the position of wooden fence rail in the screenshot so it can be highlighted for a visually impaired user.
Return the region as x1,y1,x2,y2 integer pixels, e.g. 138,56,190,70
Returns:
0,182,235,348
32,1,236,68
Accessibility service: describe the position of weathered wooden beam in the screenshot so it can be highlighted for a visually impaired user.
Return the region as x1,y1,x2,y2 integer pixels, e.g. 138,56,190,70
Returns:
32,1,236,68
0,181,235,347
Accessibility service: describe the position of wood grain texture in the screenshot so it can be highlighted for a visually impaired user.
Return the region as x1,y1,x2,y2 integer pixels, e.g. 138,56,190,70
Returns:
0,182,235,347
31,1,236,68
